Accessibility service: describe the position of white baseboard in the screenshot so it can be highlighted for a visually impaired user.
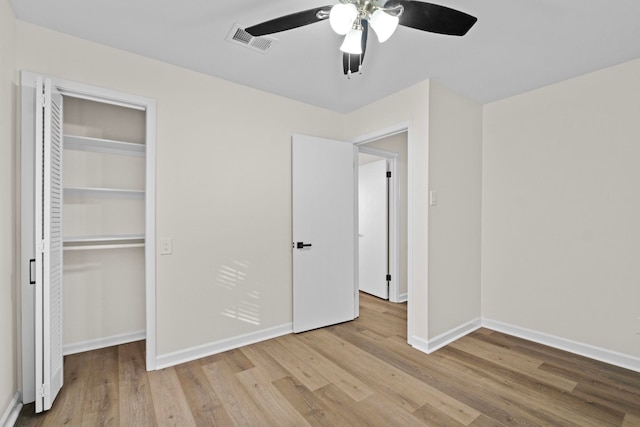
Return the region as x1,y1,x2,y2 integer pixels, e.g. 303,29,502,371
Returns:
482,318,640,373
1,392,22,427
155,323,293,370
409,318,482,355
63,330,146,355
395,293,408,303
427,318,482,353
409,335,430,354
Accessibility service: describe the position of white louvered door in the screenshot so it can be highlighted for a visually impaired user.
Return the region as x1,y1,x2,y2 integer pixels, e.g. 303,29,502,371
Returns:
34,77,64,413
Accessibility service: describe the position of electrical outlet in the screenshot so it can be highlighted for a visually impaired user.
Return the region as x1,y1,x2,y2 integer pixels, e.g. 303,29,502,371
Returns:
159,237,172,255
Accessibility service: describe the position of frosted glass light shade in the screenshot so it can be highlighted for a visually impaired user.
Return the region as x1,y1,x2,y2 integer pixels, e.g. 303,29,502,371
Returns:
370,9,399,43
340,28,363,54
330,3,358,35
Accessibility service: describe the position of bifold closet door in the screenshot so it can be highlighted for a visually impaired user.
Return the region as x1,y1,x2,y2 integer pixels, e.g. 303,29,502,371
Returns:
34,77,64,413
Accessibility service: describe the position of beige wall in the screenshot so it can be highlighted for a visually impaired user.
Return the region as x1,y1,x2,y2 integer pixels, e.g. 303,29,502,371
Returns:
344,81,431,342
16,21,345,356
0,0,17,417
345,81,483,343
482,58,640,357
427,82,483,337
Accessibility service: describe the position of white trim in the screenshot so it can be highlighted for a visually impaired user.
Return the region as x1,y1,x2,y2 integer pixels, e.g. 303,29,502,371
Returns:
21,71,149,110
410,335,430,355
351,121,415,346
63,330,146,355
145,99,157,371
352,122,411,146
426,318,482,353
482,319,640,373
155,323,293,370
0,392,22,427
397,293,407,303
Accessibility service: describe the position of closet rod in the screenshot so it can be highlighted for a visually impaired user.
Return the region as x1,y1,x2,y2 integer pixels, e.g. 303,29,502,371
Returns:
64,243,145,251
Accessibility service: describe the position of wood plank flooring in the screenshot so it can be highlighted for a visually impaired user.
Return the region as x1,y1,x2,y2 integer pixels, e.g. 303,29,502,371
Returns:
17,292,640,426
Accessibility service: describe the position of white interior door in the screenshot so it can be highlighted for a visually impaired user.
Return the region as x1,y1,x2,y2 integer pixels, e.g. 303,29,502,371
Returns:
359,159,389,299
34,77,64,413
292,134,356,333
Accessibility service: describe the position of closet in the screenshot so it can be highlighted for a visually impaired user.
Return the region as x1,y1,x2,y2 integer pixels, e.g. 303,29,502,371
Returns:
62,97,146,352
20,72,156,412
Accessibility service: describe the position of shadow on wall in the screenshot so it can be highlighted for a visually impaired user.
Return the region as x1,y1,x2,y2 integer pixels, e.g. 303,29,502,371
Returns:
218,259,261,326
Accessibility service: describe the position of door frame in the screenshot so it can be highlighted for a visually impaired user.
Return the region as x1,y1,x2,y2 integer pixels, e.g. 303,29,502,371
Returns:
20,71,158,403
351,121,414,345
357,147,399,302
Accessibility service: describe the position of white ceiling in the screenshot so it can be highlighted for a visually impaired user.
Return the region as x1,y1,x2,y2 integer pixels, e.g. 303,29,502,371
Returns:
10,0,640,112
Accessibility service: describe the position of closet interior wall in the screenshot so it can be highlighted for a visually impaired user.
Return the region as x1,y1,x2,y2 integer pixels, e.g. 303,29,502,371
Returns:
61,97,146,352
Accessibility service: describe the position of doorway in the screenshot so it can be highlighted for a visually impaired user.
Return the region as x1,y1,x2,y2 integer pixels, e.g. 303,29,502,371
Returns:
357,131,408,304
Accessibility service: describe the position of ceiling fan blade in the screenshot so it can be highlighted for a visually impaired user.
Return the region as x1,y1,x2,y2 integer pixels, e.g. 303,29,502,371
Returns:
343,20,368,75
388,1,477,36
245,6,332,37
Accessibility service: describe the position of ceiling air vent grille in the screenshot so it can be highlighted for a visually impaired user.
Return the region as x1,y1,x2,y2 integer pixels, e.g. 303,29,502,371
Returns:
226,24,276,54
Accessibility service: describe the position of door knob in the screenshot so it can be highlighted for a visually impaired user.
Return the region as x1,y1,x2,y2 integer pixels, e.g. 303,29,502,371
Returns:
296,242,312,249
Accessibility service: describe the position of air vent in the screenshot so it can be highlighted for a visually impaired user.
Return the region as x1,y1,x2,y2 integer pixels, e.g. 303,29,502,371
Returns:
226,23,276,54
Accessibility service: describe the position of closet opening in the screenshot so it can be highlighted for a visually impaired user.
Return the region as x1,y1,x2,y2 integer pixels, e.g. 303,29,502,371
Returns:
20,72,157,412
61,96,147,356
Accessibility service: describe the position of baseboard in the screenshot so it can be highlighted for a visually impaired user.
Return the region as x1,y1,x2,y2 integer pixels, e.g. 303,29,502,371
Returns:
427,318,482,353
409,335,430,354
395,293,408,303
0,392,22,427
155,323,293,370
409,318,482,355
63,330,146,355
482,318,640,373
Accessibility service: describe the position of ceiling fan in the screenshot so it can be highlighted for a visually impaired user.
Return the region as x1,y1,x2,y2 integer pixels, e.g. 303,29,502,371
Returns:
245,0,477,76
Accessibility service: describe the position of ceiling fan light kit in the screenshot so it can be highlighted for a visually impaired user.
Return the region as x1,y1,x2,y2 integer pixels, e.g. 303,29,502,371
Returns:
369,8,400,43
330,1,400,47
340,25,364,54
329,3,359,35
244,0,477,76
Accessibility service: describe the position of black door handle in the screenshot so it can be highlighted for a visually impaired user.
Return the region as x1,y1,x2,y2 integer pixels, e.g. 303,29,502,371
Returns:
296,242,312,249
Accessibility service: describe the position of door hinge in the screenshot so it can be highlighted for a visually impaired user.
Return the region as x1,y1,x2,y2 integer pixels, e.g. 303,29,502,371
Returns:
40,94,47,107
386,171,392,178
38,239,46,253
386,274,392,282
37,383,50,398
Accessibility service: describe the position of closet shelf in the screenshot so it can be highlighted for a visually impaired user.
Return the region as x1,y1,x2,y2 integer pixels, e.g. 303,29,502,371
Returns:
63,234,145,251
64,187,145,199
64,135,145,157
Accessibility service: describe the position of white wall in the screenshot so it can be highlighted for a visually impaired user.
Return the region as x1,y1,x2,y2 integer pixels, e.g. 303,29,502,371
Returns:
482,58,640,358
16,21,345,357
427,82,483,338
0,0,18,420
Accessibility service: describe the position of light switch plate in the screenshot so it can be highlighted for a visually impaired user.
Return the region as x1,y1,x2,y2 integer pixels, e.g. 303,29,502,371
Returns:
160,237,172,255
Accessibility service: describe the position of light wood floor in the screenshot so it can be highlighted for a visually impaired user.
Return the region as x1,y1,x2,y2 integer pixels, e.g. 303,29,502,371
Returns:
17,292,640,426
